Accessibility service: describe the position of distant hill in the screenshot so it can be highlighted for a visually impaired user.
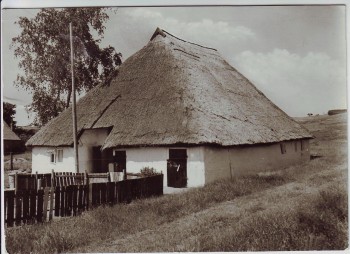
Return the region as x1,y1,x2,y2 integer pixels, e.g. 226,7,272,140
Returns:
328,109,347,115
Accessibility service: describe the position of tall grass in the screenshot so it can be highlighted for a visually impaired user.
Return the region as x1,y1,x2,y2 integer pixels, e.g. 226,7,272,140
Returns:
197,183,348,251
5,174,287,253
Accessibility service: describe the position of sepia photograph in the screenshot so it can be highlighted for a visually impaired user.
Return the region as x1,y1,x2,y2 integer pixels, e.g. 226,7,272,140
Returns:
1,0,348,253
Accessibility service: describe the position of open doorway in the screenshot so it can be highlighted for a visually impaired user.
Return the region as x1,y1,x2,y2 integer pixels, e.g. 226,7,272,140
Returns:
92,146,113,173
167,149,187,188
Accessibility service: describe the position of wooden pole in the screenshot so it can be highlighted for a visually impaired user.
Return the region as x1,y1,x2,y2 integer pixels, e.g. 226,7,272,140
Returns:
10,152,13,171
70,22,79,173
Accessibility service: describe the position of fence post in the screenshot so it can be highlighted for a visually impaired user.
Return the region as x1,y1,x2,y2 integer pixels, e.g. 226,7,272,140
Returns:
49,186,54,221
84,170,89,186
43,187,50,222
123,168,127,180
15,172,18,193
6,190,15,227
35,171,38,190
88,183,92,209
15,191,22,226
51,169,55,187
37,189,44,222
37,179,42,190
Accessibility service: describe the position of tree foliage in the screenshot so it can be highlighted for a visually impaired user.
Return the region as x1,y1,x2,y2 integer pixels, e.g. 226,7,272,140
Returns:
12,8,122,126
3,102,17,128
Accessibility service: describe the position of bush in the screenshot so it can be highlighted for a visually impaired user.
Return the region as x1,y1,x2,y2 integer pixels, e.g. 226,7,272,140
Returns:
140,167,160,177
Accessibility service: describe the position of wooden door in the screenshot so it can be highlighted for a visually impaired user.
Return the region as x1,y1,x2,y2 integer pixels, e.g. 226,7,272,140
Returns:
167,149,187,188
114,151,126,172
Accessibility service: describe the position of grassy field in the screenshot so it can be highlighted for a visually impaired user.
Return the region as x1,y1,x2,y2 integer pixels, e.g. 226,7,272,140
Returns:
4,113,348,253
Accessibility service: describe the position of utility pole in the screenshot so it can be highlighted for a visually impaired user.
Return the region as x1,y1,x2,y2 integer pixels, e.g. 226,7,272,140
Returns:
70,22,79,173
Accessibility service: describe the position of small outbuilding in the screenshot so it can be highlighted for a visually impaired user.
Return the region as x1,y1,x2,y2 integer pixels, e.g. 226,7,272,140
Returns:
26,28,313,188
3,122,23,155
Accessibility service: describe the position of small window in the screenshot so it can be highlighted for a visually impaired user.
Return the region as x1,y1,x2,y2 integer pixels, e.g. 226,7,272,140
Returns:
49,149,63,163
50,153,55,163
301,140,305,151
57,149,63,162
294,141,298,152
280,143,286,154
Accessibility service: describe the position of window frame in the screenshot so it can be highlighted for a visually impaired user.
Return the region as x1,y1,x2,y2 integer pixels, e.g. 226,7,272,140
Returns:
49,148,64,164
50,152,55,163
56,149,63,163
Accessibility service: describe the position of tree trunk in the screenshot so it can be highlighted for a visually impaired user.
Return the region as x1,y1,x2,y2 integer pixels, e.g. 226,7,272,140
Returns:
53,86,61,116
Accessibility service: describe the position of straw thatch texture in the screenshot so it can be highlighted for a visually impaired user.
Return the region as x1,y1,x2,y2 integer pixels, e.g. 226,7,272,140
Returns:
3,122,21,141
27,28,312,149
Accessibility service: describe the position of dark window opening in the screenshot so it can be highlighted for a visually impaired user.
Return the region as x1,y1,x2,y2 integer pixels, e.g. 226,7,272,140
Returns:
50,153,55,163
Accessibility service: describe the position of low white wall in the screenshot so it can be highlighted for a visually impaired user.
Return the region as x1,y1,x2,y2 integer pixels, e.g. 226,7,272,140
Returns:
114,146,205,187
204,139,310,184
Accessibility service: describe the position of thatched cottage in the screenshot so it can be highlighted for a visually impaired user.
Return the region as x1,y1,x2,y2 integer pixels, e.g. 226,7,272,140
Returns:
26,28,312,188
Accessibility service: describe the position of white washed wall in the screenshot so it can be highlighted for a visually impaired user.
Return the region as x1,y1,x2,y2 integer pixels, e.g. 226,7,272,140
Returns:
204,139,310,184
32,139,309,187
186,147,205,187
32,147,75,173
114,146,205,187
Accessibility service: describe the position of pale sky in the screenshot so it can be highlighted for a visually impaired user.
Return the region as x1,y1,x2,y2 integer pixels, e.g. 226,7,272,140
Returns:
1,4,347,125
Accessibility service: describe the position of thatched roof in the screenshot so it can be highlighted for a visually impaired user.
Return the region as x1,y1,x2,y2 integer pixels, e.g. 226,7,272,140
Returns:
27,28,313,149
3,122,21,141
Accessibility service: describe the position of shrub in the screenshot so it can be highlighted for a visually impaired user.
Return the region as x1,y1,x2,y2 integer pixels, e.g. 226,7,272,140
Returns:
140,167,160,177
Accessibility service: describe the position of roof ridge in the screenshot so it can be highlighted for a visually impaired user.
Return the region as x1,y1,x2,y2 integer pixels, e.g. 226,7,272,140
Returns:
162,29,218,51
150,27,217,52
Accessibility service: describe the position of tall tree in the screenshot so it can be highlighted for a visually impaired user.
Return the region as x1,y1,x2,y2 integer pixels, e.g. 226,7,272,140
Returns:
12,8,122,126
3,102,17,128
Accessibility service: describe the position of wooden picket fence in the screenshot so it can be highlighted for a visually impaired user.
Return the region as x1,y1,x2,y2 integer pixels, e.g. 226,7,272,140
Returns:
4,174,163,227
9,171,114,191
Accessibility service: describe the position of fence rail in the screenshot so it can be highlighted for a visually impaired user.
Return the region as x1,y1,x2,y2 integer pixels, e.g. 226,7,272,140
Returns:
9,171,124,191
4,174,163,227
